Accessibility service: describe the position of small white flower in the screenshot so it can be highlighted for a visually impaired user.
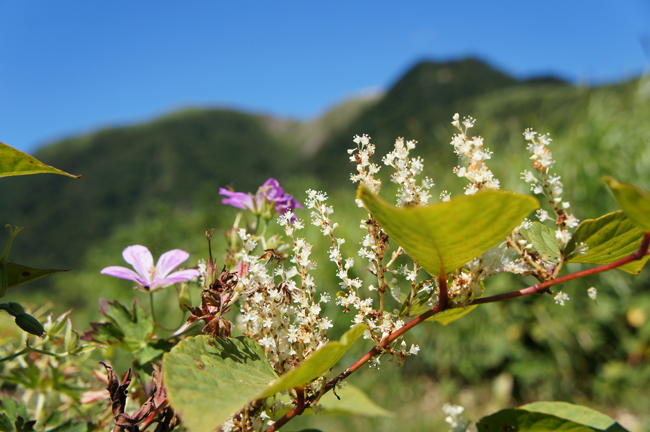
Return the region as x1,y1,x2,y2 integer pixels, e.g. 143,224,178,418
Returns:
409,344,420,355
554,291,569,306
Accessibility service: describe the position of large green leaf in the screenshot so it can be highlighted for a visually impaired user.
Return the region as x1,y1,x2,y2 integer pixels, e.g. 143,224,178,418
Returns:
317,384,393,417
0,143,79,178
478,409,595,432
5,263,68,290
163,336,278,432
429,305,477,325
520,222,561,262
566,211,650,275
357,187,538,275
602,176,650,232
163,325,366,432
521,402,627,432
261,324,366,398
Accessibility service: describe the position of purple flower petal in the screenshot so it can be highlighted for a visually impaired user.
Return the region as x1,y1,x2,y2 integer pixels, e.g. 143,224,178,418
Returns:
152,269,200,290
219,188,255,211
122,245,154,285
262,178,284,201
100,266,147,286
156,249,190,279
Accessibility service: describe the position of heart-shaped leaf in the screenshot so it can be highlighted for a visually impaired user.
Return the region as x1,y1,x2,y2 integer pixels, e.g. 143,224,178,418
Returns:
520,401,627,431
164,336,278,432
163,325,366,432
520,222,561,262
566,211,650,275
602,176,650,232
478,409,595,432
358,186,538,275
0,143,79,178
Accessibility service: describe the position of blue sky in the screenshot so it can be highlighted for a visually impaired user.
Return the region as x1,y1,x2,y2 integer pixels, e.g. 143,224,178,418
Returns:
1,1,649,152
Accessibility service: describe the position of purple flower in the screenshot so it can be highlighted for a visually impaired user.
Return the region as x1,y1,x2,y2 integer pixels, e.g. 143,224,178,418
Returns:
100,245,200,291
219,178,302,219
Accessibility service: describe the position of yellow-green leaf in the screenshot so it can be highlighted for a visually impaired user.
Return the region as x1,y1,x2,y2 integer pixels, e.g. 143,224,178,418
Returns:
521,402,627,432
429,305,478,325
520,222,561,263
164,336,278,432
602,176,650,232
163,325,367,432
0,142,80,178
566,210,650,275
261,324,366,398
358,186,538,275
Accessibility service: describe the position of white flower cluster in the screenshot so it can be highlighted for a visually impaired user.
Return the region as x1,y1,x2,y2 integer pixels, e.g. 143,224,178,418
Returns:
238,216,331,374
450,113,500,195
520,129,580,247
348,134,382,194
306,185,419,358
382,137,435,206
443,403,470,432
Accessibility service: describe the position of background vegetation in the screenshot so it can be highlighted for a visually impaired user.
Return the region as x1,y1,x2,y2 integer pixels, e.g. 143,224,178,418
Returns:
2,58,650,430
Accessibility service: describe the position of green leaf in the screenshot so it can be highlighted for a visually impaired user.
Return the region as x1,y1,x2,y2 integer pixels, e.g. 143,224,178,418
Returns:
602,176,650,232
521,402,628,432
44,420,88,432
566,211,650,275
429,305,478,325
520,222,561,263
261,324,366,398
478,409,595,432
317,384,393,417
81,299,170,363
163,336,278,432
358,186,538,275
5,263,68,290
0,143,79,178
163,326,367,432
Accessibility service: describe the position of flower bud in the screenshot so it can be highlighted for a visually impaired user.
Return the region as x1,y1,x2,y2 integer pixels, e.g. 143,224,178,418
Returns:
178,283,191,312
64,321,79,353
15,313,45,337
0,302,25,317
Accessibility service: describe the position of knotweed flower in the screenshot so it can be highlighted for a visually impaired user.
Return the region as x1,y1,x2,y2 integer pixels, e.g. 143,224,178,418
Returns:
100,245,199,291
219,178,302,220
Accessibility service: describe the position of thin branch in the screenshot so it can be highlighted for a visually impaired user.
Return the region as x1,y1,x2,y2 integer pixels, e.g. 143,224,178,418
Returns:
471,233,650,306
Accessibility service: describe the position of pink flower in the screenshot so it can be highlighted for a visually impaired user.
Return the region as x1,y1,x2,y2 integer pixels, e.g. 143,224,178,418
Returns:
100,245,199,291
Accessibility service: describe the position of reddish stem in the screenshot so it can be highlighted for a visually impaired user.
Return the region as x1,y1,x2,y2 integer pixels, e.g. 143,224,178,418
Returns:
265,233,650,431
265,387,304,432
471,233,650,306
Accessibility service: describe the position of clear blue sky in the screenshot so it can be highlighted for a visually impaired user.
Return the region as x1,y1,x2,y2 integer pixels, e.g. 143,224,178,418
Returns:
1,0,649,152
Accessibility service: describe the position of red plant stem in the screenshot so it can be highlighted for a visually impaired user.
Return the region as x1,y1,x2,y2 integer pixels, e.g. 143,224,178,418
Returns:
265,387,304,432
265,277,449,432
470,233,650,306
266,233,650,431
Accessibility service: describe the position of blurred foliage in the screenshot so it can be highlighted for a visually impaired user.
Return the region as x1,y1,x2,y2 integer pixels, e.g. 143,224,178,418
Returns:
2,59,650,430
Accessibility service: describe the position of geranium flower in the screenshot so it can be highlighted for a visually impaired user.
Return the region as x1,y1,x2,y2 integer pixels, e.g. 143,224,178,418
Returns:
219,178,302,219
100,245,200,291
